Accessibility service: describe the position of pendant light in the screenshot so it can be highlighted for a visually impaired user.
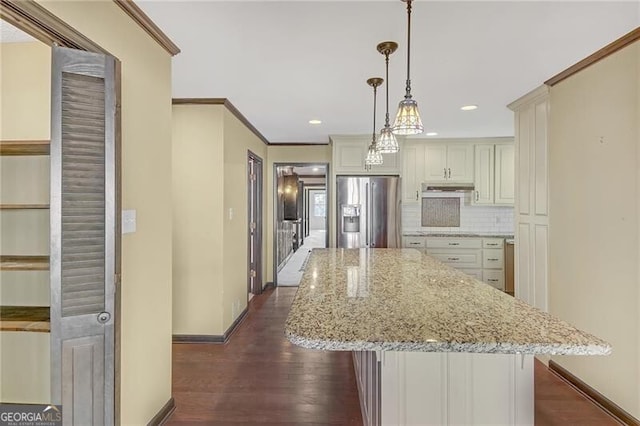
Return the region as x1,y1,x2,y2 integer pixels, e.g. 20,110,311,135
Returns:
364,77,384,168
376,41,399,153
392,0,424,135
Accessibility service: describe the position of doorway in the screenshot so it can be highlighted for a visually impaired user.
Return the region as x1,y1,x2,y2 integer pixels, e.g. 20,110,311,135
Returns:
247,151,263,297
274,163,329,287
0,14,120,425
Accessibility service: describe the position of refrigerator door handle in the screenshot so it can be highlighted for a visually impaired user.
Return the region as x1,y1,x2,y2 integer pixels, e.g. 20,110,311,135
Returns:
365,182,369,247
370,182,375,247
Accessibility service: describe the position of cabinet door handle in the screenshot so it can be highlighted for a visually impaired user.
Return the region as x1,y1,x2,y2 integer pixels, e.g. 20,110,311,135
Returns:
448,242,460,246
448,168,451,178
416,190,419,201
488,279,499,282
488,258,499,261
475,190,479,202
409,242,421,245
447,257,460,261
443,168,447,178
487,243,498,246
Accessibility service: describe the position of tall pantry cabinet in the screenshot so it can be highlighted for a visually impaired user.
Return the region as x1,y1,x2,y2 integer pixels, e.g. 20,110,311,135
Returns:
508,85,550,312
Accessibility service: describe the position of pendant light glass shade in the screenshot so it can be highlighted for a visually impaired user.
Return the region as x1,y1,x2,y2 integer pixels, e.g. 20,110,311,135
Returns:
364,77,384,167
393,0,424,136
377,126,399,153
377,41,400,153
393,98,423,135
365,139,384,165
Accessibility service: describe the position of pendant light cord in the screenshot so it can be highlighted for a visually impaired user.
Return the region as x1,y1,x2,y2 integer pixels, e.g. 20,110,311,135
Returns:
385,51,391,127
372,85,378,143
405,0,412,99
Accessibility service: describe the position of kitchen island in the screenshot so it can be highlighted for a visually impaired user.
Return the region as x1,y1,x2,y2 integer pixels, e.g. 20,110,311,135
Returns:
284,249,610,425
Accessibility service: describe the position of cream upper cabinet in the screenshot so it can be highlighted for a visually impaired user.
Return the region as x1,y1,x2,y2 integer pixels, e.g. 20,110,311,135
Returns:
402,141,426,203
446,144,474,182
474,144,495,205
424,143,473,183
424,144,448,181
472,141,514,206
494,144,515,204
332,135,401,174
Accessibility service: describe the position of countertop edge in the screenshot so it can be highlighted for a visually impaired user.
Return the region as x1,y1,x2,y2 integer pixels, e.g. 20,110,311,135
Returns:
403,233,515,238
285,331,612,356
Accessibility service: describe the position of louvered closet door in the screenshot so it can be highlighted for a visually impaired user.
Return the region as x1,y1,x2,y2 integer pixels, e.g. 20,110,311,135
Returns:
50,46,117,426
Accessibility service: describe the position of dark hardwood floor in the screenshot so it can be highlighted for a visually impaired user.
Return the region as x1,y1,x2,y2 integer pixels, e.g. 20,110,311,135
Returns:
169,287,622,425
534,361,623,425
168,287,363,425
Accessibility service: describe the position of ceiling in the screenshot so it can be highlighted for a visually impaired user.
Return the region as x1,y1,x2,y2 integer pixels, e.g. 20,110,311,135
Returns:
5,2,633,144
137,1,638,144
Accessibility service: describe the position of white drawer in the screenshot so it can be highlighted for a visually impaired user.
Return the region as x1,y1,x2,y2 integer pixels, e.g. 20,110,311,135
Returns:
427,249,482,268
483,249,504,269
404,236,426,248
483,270,505,291
460,268,482,280
426,237,482,249
482,238,504,249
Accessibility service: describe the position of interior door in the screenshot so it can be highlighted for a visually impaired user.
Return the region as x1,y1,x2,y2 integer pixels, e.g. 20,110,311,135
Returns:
50,46,117,426
247,153,263,295
308,189,326,231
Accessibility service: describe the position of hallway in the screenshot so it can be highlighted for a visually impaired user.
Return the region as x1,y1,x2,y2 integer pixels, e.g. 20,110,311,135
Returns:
277,229,326,286
169,286,622,425
168,287,362,425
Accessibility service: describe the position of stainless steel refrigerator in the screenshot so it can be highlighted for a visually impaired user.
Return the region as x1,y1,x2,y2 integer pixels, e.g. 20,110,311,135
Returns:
336,176,401,248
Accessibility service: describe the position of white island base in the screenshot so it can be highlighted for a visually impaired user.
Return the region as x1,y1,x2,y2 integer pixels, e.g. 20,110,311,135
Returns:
353,351,534,426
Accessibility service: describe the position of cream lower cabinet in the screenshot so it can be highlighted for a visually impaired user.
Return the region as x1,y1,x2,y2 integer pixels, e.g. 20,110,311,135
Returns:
404,236,506,290
483,238,505,290
354,351,534,426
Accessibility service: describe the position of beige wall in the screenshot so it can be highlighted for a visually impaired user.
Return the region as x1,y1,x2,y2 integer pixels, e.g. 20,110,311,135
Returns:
0,42,51,138
0,41,51,403
548,41,639,417
172,105,224,334
266,145,331,283
172,104,267,335
36,1,174,424
222,109,267,329
637,39,640,407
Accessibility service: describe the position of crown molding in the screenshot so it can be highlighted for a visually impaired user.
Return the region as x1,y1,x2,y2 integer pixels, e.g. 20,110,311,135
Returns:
507,85,549,111
173,98,269,145
0,0,108,53
268,142,330,146
545,26,640,87
113,0,180,56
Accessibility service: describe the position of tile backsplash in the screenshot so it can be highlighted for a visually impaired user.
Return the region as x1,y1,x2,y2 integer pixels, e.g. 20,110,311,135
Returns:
403,192,514,234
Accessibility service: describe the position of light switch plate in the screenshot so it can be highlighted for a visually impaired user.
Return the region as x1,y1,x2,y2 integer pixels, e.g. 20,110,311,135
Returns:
122,209,136,234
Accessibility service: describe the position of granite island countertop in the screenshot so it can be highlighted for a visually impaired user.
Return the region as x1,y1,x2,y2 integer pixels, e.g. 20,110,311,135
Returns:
284,248,610,355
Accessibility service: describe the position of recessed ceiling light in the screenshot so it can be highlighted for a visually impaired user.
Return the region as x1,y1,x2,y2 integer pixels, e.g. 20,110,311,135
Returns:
461,105,478,111
426,132,438,136
309,119,322,125
312,167,319,172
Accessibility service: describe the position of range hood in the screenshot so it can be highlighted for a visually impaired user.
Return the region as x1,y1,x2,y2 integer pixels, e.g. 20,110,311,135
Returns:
421,182,475,192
